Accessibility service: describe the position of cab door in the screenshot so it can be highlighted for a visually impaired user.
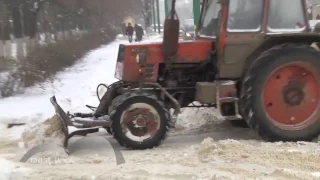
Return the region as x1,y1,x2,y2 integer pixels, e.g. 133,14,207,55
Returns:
217,0,267,79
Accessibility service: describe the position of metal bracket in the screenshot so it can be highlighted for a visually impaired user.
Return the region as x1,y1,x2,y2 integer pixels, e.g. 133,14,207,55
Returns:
216,81,242,121
144,82,181,115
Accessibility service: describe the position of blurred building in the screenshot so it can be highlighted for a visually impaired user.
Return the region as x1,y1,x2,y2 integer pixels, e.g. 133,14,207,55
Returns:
311,0,320,19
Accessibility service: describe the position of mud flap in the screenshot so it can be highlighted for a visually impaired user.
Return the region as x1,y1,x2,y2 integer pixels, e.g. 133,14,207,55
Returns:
50,96,99,151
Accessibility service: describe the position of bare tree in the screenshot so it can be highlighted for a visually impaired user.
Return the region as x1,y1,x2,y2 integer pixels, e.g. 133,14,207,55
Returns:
142,0,153,29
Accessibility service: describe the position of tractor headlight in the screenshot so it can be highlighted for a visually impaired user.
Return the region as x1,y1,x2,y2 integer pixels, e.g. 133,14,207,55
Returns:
186,33,191,37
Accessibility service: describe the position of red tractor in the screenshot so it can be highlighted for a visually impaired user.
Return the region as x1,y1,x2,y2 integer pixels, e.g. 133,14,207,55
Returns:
51,0,320,151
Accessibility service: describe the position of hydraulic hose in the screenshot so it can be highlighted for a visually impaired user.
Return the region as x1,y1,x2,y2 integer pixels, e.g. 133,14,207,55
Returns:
96,83,109,101
96,81,124,102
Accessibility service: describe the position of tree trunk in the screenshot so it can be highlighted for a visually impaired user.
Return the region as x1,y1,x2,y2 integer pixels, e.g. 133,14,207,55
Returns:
0,41,4,58
12,6,23,39
16,38,24,60
4,40,11,59
142,0,152,29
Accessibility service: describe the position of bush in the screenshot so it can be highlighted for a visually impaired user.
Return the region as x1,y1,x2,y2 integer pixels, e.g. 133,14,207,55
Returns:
0,27,117,98
0,57,17,72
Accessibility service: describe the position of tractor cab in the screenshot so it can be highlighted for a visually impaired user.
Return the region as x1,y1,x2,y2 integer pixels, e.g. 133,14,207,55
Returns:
195,0,312,78
197,0,310,39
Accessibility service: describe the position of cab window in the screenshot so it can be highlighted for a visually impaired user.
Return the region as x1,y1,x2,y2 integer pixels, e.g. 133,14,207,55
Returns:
268,0,305,32
198,0,221,37
227,0,263,32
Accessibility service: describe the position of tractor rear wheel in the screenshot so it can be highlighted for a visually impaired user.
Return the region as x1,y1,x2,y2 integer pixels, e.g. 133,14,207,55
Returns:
240,44,320,142
109,91,170,149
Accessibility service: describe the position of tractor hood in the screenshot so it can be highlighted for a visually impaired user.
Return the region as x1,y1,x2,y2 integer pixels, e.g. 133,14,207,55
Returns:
115,39,213,82
121,39,213,63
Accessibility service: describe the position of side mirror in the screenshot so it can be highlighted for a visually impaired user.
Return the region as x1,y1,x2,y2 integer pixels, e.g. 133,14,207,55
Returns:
314,22,320,33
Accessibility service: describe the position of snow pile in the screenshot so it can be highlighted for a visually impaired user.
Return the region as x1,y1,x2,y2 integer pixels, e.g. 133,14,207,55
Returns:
197,138,219,162
17,115,75,165
172,107,222,135
26,149,71,165
194,138,320,173
0,157,16,180
21,115,64,149
0,157,30,180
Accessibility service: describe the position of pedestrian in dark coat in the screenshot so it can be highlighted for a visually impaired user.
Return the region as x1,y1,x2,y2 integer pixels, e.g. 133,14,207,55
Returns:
126,23,134,43
121,22,126,35
136,25,144,42
134,24,139,41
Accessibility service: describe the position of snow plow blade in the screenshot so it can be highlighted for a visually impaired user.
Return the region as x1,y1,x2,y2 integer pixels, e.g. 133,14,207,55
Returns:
50,96,111,149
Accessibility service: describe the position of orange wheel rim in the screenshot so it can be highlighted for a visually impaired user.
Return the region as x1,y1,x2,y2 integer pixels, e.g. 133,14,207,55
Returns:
262,62,320,130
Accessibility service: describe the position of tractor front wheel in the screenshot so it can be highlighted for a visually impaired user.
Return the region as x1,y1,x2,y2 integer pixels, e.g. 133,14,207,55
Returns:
109,91,170,149
105,95,123,135
241,44,320,142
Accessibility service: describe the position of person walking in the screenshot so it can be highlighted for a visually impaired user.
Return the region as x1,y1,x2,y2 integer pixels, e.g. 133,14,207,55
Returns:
136,25,144,42
134,24,139,41
121,22,126,35
126,23,134,43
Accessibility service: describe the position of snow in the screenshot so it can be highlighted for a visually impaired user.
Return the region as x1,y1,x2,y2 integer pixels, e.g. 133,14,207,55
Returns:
312,172,320,178
1,34,320,179
0,40,121,120
0,157,15,180
0,36,162,140
0,157,30,180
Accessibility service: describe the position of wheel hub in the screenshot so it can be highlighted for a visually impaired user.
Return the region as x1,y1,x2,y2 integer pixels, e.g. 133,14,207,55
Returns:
282,84,305,106
262,63,320,130
134,116,147,127
121,105,160,138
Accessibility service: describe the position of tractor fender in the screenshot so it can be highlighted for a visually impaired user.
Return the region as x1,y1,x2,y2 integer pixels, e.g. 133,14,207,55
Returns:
94,81,128,117
242,34,320,76
143,82,181,116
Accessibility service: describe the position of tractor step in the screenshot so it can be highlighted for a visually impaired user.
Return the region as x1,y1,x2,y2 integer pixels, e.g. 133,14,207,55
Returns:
216,81,242,121
50,96,111,149
218,97,242,120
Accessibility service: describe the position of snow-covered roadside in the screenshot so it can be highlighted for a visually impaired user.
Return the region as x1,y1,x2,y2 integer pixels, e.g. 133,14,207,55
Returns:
1,34,320,180
0,157,31,180
4,137,320,180
0,35,162,140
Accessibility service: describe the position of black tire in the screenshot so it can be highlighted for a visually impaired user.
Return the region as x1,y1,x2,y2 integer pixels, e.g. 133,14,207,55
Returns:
105,127,112,135
109,91,171,149
240,44,320,142
99,82,123,135
108,95,123,115
105,95,124,135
